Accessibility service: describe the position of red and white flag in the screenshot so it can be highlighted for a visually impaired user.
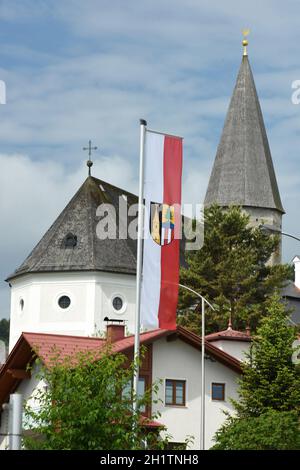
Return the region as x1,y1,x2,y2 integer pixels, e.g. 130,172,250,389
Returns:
141,131,183,330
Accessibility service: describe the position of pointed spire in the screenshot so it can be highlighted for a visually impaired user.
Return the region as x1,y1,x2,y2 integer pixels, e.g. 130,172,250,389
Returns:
205,39,284,214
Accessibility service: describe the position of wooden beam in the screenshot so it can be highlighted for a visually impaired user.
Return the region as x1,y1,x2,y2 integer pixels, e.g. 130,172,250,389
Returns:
166,333,178,342
7,369,31,379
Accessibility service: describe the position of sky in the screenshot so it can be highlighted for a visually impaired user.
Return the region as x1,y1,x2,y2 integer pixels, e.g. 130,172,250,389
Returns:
1,0,300,319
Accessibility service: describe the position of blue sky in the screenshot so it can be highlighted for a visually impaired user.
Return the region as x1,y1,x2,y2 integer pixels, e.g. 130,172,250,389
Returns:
1,0,300,318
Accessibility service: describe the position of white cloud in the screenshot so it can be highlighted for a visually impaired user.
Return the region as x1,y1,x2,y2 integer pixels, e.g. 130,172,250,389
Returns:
0,0,300,317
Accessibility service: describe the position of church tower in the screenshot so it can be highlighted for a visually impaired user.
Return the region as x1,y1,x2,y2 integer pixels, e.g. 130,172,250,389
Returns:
6,176,138,350
204,34,284,262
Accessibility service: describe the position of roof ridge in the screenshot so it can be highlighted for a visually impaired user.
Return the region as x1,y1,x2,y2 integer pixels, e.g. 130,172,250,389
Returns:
22,331,104,341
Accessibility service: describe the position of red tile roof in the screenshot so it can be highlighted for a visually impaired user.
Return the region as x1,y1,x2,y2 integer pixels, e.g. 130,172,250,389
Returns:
22,332,105,364
205,327,251,342
0,326,242,407
20,330,170,366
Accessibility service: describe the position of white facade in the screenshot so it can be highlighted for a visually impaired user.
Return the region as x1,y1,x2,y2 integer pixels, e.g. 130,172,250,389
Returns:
9,271,136,351
293,256,300,289
208,339,250,361
0,363,44,450
152,337,239,449
0,335,240,450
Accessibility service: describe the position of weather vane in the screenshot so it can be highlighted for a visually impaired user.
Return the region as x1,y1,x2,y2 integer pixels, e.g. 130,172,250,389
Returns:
242,29,250,56
83,140,98,176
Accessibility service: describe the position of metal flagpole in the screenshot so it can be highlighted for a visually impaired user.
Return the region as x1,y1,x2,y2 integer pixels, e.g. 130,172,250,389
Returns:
133,118,147,415
8,393,23,450
178,284,215,450
201,297,205,450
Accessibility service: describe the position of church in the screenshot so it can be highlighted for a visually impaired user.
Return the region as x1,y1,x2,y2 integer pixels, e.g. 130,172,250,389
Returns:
0,38,289,449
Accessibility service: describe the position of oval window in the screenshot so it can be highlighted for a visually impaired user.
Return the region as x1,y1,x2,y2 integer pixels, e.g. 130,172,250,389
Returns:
20,299,24,311
112,296,123,311
58,295,71,309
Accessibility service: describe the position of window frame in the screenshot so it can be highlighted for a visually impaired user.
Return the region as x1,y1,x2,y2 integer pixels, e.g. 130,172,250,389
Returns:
211,382,225,401
122,375,148,416
165,379,186,407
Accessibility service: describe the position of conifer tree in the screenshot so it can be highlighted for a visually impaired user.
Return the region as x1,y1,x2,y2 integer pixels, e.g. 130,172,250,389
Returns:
233,293,300,417
179,205,292,334
212,294,300,450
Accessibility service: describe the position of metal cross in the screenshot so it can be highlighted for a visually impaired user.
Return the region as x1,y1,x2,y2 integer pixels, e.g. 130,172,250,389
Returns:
83,140,98,176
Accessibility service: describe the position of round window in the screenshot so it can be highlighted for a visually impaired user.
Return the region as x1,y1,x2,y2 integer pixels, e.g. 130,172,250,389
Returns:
58,295,71,309
112,296,123,311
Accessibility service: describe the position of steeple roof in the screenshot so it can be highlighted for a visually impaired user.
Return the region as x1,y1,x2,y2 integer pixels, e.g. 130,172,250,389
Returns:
205,54,284,214
7,176,138,280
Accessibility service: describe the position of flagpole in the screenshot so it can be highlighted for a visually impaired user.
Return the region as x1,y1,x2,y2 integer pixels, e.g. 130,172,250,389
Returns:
133,118,147,415
178,284,215,450
201,297,205,451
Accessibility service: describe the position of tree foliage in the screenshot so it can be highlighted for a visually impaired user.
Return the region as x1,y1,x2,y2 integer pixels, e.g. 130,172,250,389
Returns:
179,205,292,334
0,318,9,345
212,294,300,449
233,293,300,417
212,410,300,450
24,347,166,450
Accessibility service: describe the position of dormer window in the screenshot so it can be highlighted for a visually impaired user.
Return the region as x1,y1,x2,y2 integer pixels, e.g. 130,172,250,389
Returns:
64,233,77,248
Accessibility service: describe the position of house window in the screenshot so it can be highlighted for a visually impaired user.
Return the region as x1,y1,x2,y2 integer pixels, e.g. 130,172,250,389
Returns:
122,377,146,413
165,379,186,406
212,383,225,401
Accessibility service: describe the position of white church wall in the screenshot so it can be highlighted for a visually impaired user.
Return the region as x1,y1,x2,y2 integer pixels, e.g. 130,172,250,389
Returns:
245,206,282,264
9,271,136,351
152,337,239,450
293,256,300,290
99,274,136,335
209,340,250,361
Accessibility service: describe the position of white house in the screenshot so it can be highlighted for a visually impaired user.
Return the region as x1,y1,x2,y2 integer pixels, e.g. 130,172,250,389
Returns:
0,323,251,450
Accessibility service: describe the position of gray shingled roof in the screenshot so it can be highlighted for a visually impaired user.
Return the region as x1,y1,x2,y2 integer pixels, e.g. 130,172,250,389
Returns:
8,177,138,279
8,176,188,280
205,55,284,213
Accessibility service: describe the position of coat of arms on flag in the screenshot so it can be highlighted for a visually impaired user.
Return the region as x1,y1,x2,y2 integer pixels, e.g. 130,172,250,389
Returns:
150,203,175,246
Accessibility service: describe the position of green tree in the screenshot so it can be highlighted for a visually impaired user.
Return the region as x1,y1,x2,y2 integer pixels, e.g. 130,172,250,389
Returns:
233,293,300,417
24,347,166,450
179,205,292,334
0,318,9,345
212,410,300,450
212,294,300,449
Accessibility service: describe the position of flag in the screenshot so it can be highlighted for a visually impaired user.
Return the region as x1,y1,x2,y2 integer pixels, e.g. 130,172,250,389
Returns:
141,130,183,330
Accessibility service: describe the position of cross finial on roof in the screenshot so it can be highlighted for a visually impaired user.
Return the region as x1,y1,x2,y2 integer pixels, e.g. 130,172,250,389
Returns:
83,140,98,176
